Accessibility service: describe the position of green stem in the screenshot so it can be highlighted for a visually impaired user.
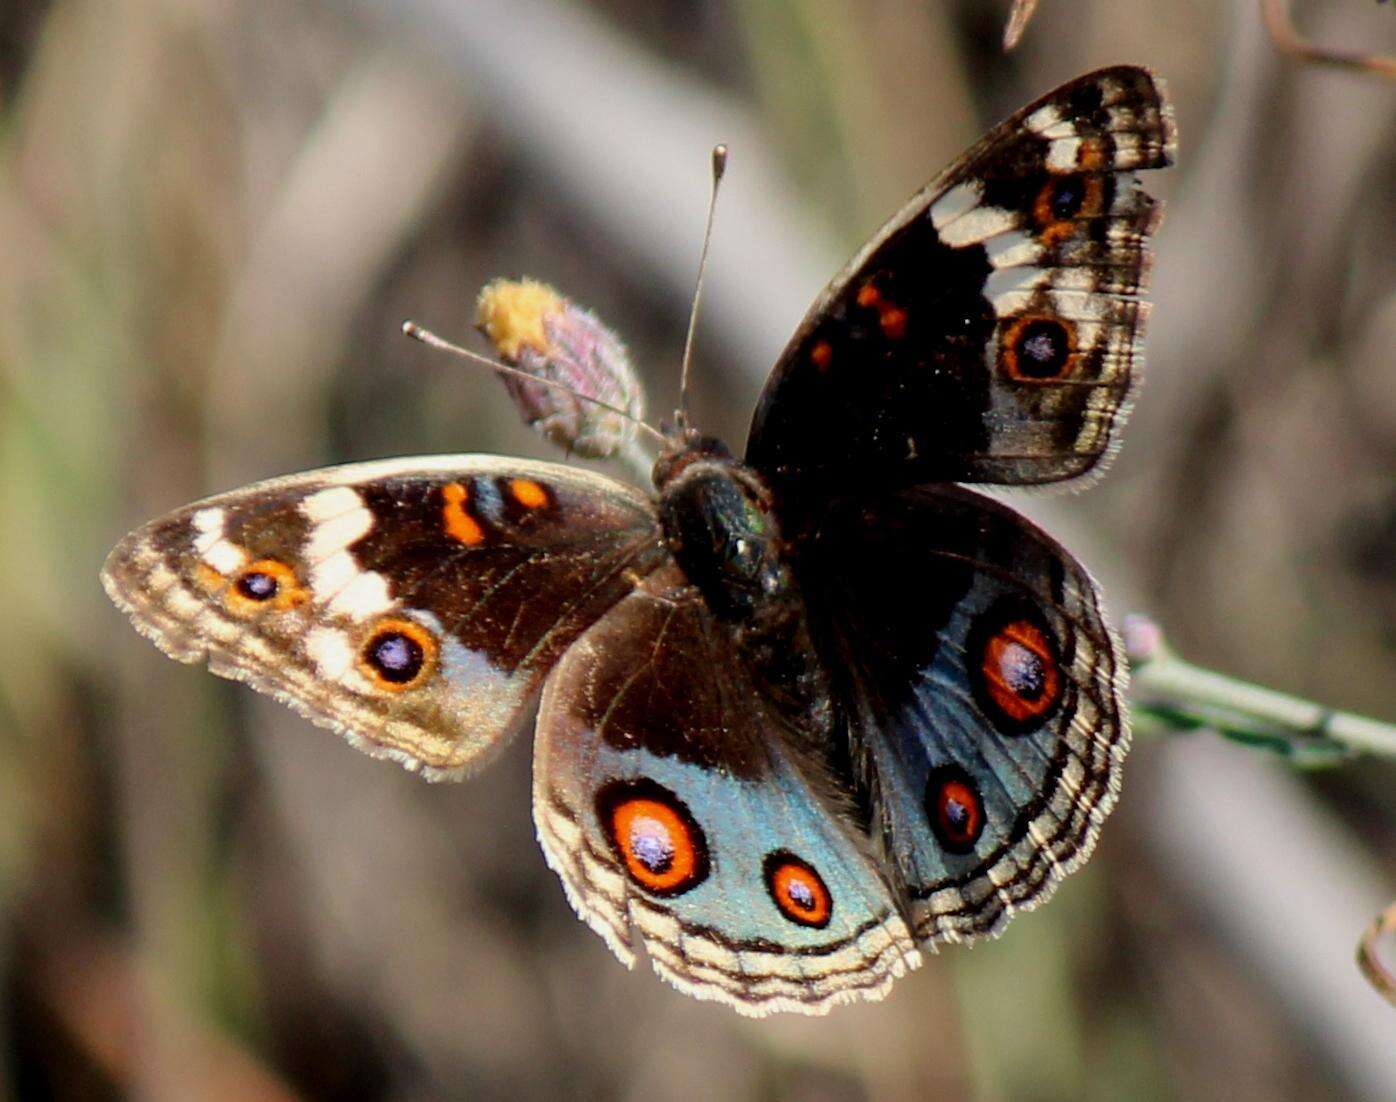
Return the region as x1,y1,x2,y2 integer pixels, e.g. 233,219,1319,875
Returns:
1124,615,1396,764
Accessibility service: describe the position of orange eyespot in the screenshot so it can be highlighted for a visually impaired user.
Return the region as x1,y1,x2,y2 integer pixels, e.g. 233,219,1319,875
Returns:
925,766,986,855
999,315,1076,382
976,615,1063,728
596,780,709,897
442,482,486,545
226,559,307,615
1032,174,1104,245
357,618,437,691
764,852,832,928
507,477,549,510
810,339,833,371
856,281,882,308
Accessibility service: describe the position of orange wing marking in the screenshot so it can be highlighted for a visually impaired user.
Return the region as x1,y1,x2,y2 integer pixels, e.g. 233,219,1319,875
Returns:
442,482,486,545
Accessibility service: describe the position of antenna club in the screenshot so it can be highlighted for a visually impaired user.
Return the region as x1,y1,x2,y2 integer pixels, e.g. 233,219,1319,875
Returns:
678,144,728,421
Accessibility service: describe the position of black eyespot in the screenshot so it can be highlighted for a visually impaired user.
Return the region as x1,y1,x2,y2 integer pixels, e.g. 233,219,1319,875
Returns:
368,632,423,683
1010,318,1072,379
236,571,278,601
925,765,986,855
1048,176,1085,220
356,619,437,692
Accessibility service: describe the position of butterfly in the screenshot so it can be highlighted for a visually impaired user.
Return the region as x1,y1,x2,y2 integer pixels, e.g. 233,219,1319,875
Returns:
102,66,1175,1016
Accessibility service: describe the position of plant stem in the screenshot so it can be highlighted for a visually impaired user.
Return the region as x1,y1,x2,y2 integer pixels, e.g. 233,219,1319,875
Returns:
1124,614,1396,763
1259,0,1396,81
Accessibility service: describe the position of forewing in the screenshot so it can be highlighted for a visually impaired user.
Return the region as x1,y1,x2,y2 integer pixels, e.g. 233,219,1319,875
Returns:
797,486,1128,943
533,564,919,1016
102,455,664,779
746,66,1175,493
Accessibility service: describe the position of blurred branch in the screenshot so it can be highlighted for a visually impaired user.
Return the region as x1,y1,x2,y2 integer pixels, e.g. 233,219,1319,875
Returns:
331,0,840,412
28,928,300,1102
1002,0,1042,50
1125,614,1396,765
208,46,474,483
1260,0,1396,80
1358,900,1396,1007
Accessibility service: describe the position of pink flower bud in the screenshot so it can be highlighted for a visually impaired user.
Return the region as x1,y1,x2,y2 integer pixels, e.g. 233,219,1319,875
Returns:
1121,613,1167,664
475,278,644,459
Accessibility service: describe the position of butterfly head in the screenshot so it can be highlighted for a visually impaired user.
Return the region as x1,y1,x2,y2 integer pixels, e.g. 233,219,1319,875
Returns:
650,420,730,484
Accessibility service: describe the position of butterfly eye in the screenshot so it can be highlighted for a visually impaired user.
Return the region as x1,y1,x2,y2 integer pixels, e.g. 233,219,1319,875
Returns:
358,618,437,691
596,780,709,897
971,612,1064,729
925,766,985,854
763,852,833,928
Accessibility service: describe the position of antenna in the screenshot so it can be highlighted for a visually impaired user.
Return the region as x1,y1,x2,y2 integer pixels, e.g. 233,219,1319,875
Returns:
676,143,728,429
401,321,669,451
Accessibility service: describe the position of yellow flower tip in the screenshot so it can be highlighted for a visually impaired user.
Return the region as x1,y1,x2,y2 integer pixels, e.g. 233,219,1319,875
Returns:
474,278,566,360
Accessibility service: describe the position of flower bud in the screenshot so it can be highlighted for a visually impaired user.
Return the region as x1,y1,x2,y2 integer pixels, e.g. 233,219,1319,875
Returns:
475,278,644,459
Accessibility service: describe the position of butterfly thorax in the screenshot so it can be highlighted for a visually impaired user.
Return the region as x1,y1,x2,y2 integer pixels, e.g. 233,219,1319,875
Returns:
654,433,832,734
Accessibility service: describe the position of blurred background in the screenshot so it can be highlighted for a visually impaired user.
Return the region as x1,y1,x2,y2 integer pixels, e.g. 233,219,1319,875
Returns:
2,0,1394,1098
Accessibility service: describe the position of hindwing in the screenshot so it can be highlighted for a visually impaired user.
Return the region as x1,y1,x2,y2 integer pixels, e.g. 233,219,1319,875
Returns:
796,485,1128,942
533,564,919,1016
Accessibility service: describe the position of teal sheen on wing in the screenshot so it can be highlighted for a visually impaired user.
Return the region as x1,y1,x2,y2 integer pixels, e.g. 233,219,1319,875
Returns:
534,565,919,1016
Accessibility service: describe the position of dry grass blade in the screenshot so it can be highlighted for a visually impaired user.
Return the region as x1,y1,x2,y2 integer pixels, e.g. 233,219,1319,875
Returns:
1357,900,1396,1007
1260,0,1396,79
1003,0,1042,50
